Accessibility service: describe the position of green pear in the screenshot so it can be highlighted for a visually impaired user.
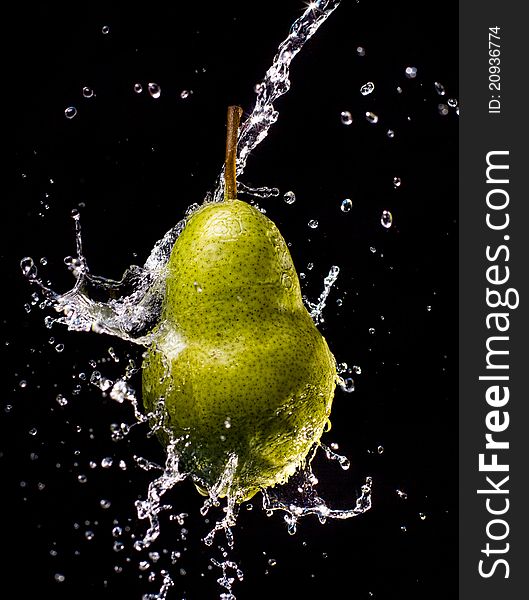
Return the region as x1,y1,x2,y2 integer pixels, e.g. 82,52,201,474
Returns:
142,108,337,501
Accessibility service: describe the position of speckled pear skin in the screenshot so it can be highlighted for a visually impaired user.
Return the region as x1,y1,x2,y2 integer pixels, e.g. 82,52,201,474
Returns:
142,200,336,500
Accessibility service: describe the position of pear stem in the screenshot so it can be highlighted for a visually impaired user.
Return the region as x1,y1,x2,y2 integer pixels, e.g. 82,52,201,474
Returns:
224,105,243,202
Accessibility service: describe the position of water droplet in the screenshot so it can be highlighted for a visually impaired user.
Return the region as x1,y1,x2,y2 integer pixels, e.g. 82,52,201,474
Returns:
224,418,232,429
356,46,366,56
54,573,65,583
20,257,37,279
438,103,449,116
400,525,407,533
434,81,446,96
405,66,417,79
397,86,403,94
283,190,296,204
360,82,375,95
148,83,161,99
419,512,426,520
387,129,395,138
268,558,277,567
139,561,150,571
112,526,122,537
40,257,48,265
340,110,353,125
101,25,110,35
370,246,376,254
133,83,143,94
55,343,65,353
19,380,28,389
101,457,113,468
180,89,192,99
393,176,401,188
100,499,111,509
82,86,94,98
113,541,124,552
448,98,458,108
64,106,77,119
365,111,378,124
340,198,352,213
369,328,375,335
56,394,68,406
308,219,319,229
377,445,384,454
381,210,393,229
339,377,355,393
306,262,314,271
396,489,408,500
85,530,95,541
77,474,87,483
426,305,432,312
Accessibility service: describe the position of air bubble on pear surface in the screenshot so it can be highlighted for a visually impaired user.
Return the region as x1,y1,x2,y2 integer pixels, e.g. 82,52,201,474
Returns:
356,46,366,56
54,573,65,583
340,198,352,213
148,83,161,99
405,66,417,79
387,129,395,138
308,219,319,229
360,82,375,96
381,210,393,229
438,103,449,116
65,106,77,119
101,25,110,35
393,176,401,188
365,111,378,124
82,86,94,98
180,89,192,99
340,110,353,125
448,98,458,108
134,83,143,94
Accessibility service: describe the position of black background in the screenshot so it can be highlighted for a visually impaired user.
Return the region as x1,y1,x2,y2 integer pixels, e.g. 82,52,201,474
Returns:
3,1,458,599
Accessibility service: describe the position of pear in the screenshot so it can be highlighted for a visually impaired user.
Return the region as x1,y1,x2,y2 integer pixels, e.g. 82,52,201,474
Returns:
142,107,337,501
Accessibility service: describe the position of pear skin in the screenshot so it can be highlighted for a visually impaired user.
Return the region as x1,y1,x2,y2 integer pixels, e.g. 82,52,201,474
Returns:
142,200,336,500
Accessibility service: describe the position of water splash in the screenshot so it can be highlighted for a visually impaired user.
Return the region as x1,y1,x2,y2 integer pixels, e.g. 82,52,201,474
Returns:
134,438,188,551
262,456,372,535
305,265,340,324
213,0,342,201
